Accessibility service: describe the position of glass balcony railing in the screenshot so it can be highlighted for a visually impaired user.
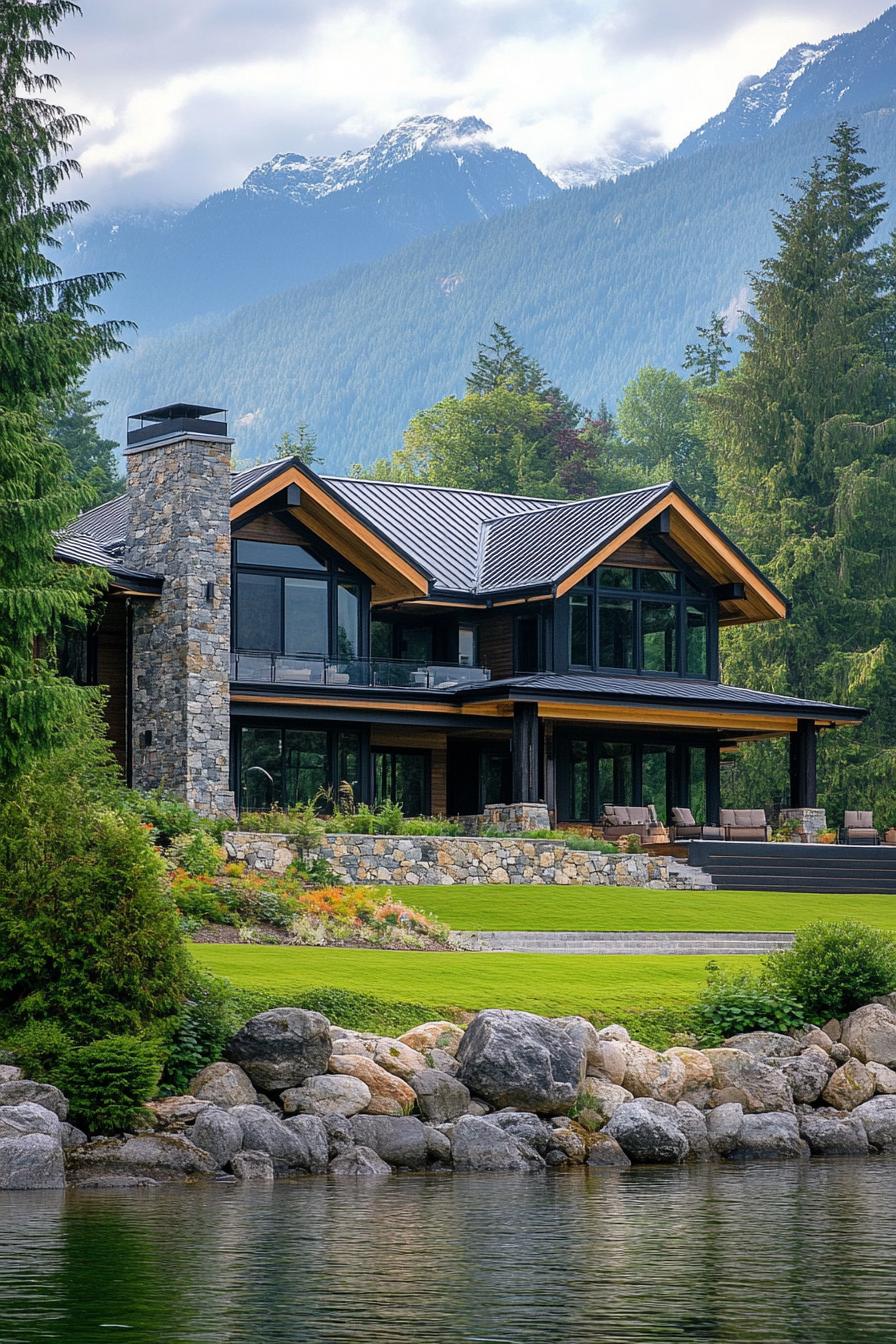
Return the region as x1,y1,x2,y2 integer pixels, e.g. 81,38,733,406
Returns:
230,652,492,690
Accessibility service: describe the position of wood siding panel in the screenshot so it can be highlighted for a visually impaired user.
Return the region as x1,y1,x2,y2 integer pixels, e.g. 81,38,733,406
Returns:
233,513,304,544
96,599,128,771
478,612,514,680
604,537,670,569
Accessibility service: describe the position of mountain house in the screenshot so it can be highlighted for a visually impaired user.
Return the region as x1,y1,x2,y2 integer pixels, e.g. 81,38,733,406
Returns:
55,403,865,825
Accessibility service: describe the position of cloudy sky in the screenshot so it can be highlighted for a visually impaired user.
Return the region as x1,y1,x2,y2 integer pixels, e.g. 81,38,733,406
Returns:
54,0,890,208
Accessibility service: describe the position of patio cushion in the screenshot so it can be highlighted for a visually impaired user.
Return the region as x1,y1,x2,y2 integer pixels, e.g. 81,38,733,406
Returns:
603,805,622,824
672,807,696,827
627,807,651,825
721,808,767,828
646,804,659,824
844,810,874,829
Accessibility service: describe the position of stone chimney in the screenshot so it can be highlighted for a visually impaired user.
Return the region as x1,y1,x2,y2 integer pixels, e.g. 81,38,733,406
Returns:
124,403,235,816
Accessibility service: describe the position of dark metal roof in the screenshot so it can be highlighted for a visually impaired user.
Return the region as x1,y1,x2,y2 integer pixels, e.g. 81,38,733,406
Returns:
478,484,670,591
458,671,866,721
54,533,163,590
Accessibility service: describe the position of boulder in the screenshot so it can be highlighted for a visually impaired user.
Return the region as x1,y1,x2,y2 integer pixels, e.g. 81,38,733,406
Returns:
852,1095,896,1151
399,1022,465,1056
0,1080,68,1120
349,1115,428,1169
456,1010,594,1115
776,1053,829,1105
791,1027,834,1054
146,1096,209,1131
821,1059,875,1111
409,1069,470,1124
673,1101,711,1160
726,1112,805,1161
840,1004,896,1068
229,1104,312,1172
426,1048,460,1077
282,1115,329,1173
230,1150,274,1181
190,1106,243,1168
586,1040,627,1086
548,1128,587,1164
706,1103,744,1156
451,1115,544,1171
0,1102,62,1141
665,1047,714,1094
484,1110,555,1155
0,1133,65,1189
703,1049,795,1113
829,1043,850,1065
225,1009,332,1093
328,1055,416,1115
585,1133,631,1167
821,1019,842,1043
0,1066,23,1084
329,1033,378,1059
423,1124,452,1164
189,1062,257,1109
604,1100,689,1164
722,1032,801,1059
328,1145,391,1176
281,1075,371,1118
60,1123,87,1149
799,1111,869,1157
372,1038,428,1081
621,1044,686,1104
576,1079,633,1127
321,1114,354,1159
595,1024,630,1042
65,1134,216,1185
867,1062,896,1095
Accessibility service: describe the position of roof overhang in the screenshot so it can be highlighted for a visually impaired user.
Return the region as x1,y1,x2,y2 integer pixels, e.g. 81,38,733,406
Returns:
231,460,431,604
552,487,789,625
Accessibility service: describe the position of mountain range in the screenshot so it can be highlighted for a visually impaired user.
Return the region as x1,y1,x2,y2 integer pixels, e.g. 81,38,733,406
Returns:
79,6,896,470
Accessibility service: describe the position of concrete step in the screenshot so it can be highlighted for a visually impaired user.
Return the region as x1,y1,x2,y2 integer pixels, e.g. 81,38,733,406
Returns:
450,930,795,955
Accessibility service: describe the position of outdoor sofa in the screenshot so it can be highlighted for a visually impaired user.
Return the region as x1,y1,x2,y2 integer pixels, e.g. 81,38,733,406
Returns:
600,804,667,843
840,810,880,845
669,806,725,841
719,808,772,841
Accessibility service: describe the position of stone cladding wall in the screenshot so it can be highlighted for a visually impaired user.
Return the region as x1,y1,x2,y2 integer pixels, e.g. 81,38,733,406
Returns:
125,432,235,815
223,832,713,889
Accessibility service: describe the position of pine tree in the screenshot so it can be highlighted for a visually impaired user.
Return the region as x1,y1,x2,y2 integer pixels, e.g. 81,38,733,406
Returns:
50,387,123,502
275,420,319,466
0,1,129,781
683,313,731,386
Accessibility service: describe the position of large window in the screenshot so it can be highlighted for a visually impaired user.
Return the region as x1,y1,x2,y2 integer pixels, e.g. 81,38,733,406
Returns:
373,749,428,816
568,565,712,678
239,725,363,811
558,735,705,825
233,536,367,662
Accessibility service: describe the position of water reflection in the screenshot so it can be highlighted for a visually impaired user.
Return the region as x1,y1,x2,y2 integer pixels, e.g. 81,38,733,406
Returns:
1,1161,896,1343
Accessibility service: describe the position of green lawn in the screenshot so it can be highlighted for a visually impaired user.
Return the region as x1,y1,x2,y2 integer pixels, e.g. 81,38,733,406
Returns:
401,884,896,933
192,943,761,1018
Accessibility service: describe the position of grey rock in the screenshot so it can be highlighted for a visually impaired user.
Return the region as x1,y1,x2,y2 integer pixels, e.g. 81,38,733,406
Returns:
456,1009,595,1115
0,1103,62,1141
466,1097,491,1116
722,1032,801,1059
0,1066,23,1084
282,1115,329,1173
229,1104,309,1172
190,1106,243,1168
410,1068,470,1123
426,1048,460,1077
484,1110,555,1155
852,1095,896,1151
0,1133,65,1189
0,1081,68,1120
60,1123,88,1150
423,1124,452,1164
595,1024,630,1042
726,1112,805,1161
776,1053,830,1105
576,1078,634,1127
790,1027,833,1054
547,1127,587,1164
604,1100,689,1164
704,1049,795,1113
799,1111,869,1156
821,1058,875,1111
451,1115,544,1171
328,1145,391,1176
868,1061,896,1095
349,1115,428,1169
281,1075,371,1118
706,1103,744,1156
840,1004,896,1068
673,1101,711,1160
225,1008,332,1093
320,1113,354,1158
585,1133,631,1167
230,1150,274,1181
65,1134,216,1184
188,1061,257,1108
821,1019,842,1043
829,1043,850,1065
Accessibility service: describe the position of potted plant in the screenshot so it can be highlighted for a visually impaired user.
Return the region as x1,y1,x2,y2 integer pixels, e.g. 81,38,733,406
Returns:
882,818,896,846
816,827,838,844
771,816,803,843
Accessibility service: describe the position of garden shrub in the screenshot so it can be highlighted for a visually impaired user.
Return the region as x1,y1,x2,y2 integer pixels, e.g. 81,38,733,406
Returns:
59,1035,162,1134
692,963,805,1045
0,746,188,1040
236,803,323,847
159,968,241,1094
168,830,224,878
765,920,896,1021
0,1019,73,1081
129,790,200,846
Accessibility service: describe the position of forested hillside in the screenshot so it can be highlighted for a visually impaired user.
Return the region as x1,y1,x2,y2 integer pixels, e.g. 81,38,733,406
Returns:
90,106,896,471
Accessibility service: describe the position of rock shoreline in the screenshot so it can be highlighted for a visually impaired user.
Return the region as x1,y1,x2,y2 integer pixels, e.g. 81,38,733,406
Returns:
1,999,896,1188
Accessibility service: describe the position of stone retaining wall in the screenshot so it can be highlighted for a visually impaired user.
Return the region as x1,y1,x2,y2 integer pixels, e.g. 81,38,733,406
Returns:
223,831,713,889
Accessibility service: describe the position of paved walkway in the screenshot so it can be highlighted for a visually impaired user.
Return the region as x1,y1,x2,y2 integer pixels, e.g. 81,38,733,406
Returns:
449,930,795,955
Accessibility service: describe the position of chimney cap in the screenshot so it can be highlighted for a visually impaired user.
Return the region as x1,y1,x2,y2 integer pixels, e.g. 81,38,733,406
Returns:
126,402,229,450
131,402,226,422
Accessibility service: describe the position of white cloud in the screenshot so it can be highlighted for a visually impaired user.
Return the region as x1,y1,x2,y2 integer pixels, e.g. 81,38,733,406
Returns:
51,0,890,207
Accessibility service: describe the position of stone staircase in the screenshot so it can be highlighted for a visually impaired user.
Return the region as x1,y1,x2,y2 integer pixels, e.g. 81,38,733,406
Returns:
450,930,794,955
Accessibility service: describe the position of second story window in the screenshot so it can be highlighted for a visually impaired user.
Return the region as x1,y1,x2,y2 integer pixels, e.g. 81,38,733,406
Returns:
234,537,366,660
568,565,713,678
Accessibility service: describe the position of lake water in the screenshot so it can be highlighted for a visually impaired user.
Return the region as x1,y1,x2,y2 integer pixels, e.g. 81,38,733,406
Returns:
2,1160,896,1343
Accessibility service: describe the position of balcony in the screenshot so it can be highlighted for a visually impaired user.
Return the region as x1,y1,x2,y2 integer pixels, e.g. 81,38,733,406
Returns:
230,651,492,691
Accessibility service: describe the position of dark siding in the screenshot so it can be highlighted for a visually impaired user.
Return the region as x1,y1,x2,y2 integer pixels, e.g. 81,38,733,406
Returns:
478,612,514,679
233,512,302,544
96,598,128,771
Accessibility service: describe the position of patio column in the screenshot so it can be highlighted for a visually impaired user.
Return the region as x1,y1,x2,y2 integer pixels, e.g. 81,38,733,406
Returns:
705,742,721,824
789,720,817,808
511,701,540,802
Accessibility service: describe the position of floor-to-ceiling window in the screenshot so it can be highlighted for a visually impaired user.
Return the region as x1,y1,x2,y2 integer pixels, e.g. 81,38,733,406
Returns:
567,564,713,678
372,749,428,816
238,724,364,811
557,734,709,825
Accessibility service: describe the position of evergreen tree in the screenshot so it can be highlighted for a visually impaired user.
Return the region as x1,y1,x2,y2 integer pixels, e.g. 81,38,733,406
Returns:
275,420,319,466
466,322,546,395
50,387,123,502
704,124,896,815
0,0,128,781
683,312,731,386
